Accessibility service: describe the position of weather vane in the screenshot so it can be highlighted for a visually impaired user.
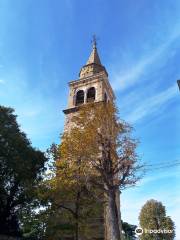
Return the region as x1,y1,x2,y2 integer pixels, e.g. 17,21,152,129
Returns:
91,34,99,48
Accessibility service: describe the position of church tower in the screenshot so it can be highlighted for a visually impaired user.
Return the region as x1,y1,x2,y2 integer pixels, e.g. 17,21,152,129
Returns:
63,40,121,239
63,39,115,130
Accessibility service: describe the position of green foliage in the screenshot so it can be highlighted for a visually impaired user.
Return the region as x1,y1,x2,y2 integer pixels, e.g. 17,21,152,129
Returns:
139,199,175,240
122,221,136,239
20,207,48,240
17,102,141,240
0,106,47,237
41,144,104,240
59,102,142,240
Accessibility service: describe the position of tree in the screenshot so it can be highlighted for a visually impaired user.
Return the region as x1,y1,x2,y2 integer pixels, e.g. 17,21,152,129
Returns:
122,221,137,240
0,106,47,237
20,207,48,240
42,144,103,240
139,199,175,240
60,102,142,240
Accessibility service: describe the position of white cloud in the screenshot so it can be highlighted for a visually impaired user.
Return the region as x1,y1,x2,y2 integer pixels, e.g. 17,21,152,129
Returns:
111,25,180,91
20,108,42,118
0,67,64,149
0,79,5,84
125,84,178,123
137,168,180,187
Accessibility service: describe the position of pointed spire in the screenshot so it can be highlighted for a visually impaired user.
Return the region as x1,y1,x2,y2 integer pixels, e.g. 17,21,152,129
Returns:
79,36,107,78
86,35,102,65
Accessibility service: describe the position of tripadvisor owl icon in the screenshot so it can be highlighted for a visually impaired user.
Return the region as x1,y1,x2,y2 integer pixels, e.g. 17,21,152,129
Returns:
135,227,143,235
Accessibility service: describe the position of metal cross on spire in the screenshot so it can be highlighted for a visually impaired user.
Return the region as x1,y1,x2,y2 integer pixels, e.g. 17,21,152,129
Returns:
91,34,99,48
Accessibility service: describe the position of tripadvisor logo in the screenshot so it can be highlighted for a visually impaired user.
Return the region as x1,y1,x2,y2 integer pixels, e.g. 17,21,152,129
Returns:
135,226,174,236
135,227,143,235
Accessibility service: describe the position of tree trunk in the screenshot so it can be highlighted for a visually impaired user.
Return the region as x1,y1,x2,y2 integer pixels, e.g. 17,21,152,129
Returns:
105,189,121,240
115,190,123,239
75,216,79,240
75,190,80,240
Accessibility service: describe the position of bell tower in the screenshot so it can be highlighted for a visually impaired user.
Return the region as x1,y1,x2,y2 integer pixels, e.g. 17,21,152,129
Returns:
63,39,115,130
63,40,121,240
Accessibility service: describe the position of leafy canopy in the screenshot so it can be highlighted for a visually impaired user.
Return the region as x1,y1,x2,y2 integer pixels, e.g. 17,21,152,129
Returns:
0,106,47,237
61,102,142,191
139,199,175,240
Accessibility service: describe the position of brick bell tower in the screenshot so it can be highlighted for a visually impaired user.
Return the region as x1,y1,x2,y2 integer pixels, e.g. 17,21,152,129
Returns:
63,38,115,130
63,39,121,239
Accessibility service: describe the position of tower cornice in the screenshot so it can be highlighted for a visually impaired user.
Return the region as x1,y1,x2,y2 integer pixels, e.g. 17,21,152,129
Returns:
69,72,107,86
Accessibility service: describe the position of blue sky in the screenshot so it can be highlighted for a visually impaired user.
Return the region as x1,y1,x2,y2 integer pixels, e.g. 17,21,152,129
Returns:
0,0,180,238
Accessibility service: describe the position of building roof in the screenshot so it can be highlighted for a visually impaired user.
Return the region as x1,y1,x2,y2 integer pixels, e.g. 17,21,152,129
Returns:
79,40,107,78
86,41,102,65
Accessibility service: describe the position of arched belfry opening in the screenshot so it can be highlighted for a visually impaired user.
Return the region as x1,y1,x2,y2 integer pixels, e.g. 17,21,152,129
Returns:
87,87,96,103
75,90,84,106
